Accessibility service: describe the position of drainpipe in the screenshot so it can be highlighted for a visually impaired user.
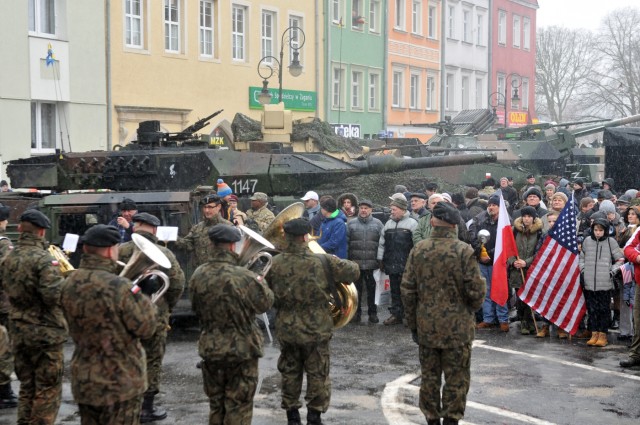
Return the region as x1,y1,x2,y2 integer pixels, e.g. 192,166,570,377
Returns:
488,0,493,96
105,0,112,150
440,0,446,121
315,0,320,118
382,0,388,131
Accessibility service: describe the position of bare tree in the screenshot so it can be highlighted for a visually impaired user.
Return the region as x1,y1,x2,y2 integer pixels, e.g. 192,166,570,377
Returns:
535,27,598,122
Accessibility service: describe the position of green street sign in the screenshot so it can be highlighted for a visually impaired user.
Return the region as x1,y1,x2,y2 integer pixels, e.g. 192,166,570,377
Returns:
249,87,317,111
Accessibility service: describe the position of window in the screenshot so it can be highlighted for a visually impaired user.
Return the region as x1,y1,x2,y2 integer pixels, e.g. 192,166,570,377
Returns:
410,72,420,109
232,5,246,61
463,10,471,42
352,70,363,109
261,10,276,64
331,0,342,24
412,0,422,35
370,0,380,33
445,73,454,110
199,0,214,57
31,102,56,152
392,69,404,107
475,78,483,109
164,0,180,52
125,0,143,47
523,17,531,50
332,66,346,109
476,14,484,45
513,15,521,48
428,5,436,38
369,72,380,110
497,74,505,105
29,0,55,35
395,0,405,30
461,76,469,110
352,0,364,29
448,5,455,39
426,76,435,110
522,78,529,110
288,16,303,66
498,10,506,45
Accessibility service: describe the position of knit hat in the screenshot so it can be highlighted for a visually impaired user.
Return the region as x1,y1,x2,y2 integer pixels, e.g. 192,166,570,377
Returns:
520,206,537,218
545,183,556,191
572,178,585,188
488,194,501,206
216,179,233,198
524,188,542,200
598,189,613,200
599,200,616,215
120,198,137,211
451,193,465,206
441,193,452,203
390,197,408,210
394,184,408,193
320,198,337,213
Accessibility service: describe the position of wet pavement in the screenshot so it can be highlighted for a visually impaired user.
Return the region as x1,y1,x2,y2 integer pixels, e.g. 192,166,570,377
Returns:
2,311,640,425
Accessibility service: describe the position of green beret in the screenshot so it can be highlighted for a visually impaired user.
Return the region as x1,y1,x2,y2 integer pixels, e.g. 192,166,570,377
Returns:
81,224,121,247
432,202,460,225
208,224,241,243
283,218,311,236
20,209,51,229
132,212,161,227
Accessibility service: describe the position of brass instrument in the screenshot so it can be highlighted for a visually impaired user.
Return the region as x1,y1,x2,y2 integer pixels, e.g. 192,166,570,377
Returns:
262,202,305,251
120,233,171,304
308,240,358,329
48,245,75,276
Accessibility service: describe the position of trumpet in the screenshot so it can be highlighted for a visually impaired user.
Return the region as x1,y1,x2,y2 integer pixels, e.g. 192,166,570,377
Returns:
48,244,75,276
120,233,171,304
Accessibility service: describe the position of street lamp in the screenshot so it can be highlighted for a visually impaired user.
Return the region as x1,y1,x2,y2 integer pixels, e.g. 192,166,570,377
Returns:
489,91,506,126
257,26,306,105
503,73,522,128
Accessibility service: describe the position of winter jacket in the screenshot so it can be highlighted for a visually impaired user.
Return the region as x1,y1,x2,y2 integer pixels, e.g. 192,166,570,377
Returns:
413,210,470,244
347,214,384,270
337,193,359,222
623,227,640,286
377,211,418,275
318,210,348,259
579,232,624,292
466,197,487,220
468,210,500,262
507,217,543,288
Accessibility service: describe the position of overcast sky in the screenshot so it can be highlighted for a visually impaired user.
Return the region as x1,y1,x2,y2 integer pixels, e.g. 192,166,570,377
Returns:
537,0,639,30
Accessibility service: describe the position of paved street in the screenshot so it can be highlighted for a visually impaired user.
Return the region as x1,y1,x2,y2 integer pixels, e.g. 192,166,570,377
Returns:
2,311,639,425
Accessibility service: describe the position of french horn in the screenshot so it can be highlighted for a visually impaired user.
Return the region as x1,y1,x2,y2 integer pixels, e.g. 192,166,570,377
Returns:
48,244,75,276
120,233,171,304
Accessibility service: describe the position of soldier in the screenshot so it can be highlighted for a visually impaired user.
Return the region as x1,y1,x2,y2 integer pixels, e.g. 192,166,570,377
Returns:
189,224,274,425
0,205,18,409
267,218,359,425
174,193,231,268
61,224,156,424
245,192,276,233
108,198,138,243
2,209,67,424
401,202,486,425
119,213,185,423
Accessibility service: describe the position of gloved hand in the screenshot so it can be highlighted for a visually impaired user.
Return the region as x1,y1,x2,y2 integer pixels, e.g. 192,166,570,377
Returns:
411,329,419,345
379,261,385,273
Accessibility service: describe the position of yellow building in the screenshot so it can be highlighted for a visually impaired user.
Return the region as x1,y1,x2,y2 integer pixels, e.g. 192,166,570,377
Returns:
109,0,323,148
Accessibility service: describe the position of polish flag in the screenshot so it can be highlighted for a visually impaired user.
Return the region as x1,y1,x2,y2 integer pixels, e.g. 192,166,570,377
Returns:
491,193,518,306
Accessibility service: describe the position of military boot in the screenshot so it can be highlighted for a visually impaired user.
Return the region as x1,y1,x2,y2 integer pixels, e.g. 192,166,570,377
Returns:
0,383,18,409
442,418,459,425
140,393,167,423
427,419,441,425
307,408,323,425
286,408,302,425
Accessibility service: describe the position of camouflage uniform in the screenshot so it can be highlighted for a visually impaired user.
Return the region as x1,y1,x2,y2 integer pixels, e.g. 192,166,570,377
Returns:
61,253,156,423
401,226,486,422
0,232,14,388
175,215,231,267
267,242,359,414
119,231,185,396
2,233,67,425
189,247,274,425
245,205,275,233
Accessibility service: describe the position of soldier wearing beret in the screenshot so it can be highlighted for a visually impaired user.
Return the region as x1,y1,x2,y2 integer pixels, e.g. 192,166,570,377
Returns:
119,213,185,422
175,193,232,268
61,224,156,425
266,218,359,425
189,224,274,425
401,202,486,425
0,205,17,409
1,209,67,424
108,198,138,243
246,192,276,233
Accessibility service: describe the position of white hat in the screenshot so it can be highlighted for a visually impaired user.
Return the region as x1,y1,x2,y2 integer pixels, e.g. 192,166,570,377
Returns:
301,191,319,201
441,193,452,203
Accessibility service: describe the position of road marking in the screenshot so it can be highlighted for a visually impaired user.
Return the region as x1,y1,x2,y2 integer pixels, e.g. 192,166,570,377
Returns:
473,340,640,382
466,401,557,425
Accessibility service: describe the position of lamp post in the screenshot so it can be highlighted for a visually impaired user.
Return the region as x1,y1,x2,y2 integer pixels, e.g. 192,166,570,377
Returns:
257,26,306,106
503,73,522,128
489,91,506,127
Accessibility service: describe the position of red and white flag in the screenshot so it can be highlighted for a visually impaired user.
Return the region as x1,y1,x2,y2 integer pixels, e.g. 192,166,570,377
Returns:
517,198,586,334
491,193,518,306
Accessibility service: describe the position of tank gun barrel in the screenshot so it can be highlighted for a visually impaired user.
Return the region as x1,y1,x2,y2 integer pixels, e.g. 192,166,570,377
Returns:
179,109,223,135
350,153,497,174
365,146,507,153
570,113,640,139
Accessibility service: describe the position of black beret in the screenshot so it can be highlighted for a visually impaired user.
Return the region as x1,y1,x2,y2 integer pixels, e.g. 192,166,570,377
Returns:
520,206,538,218
283,218,311,236
0,205,10,221
359,199,374,208
132,212,161,227
202,193,221,205
527,174,535,179
320,198,337,213
410,192,427,200
20,209,51,229
120,198,137,211
81,224,121,247
432,201,461,225
208,224,241,243
488,194,501,206
525,188,542,200
425,182,438,191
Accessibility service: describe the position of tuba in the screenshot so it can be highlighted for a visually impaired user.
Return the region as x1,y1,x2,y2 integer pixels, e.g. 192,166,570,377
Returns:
120,233,171,304
262,202,306,251
48,245,75,276
308,240,359,329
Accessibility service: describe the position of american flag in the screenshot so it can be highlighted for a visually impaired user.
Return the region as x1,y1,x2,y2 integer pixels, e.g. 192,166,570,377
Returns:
517,197,586,334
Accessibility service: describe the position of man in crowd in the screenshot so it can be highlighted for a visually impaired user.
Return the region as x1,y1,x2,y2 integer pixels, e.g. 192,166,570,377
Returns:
469,194,510,332
378,194,418,326
424,183,438,199
402,202,485,425
413,193,444,244
3,210,67,424
572,178,590,205
0,181,10,193
267,218,359,425
190,224,274,424
175,193,231,268
246,192,276,233
513,188,548,221
108,198,138,243
318,198,348,259
519,174,541,200
410,193,428,220
119,213,185,423
61,224,156,424
301,191,321,221
0,204,17,409
498,177,518,213
347,199,384,323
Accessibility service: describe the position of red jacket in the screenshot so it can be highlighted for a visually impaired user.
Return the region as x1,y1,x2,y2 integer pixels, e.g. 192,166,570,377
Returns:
623,229,640,285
